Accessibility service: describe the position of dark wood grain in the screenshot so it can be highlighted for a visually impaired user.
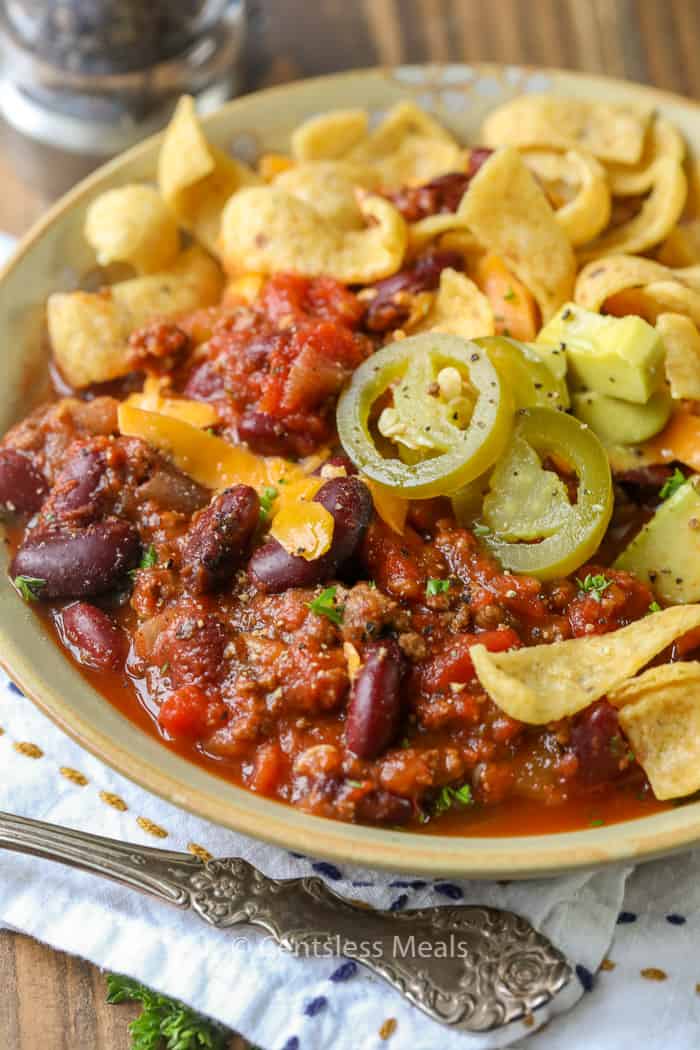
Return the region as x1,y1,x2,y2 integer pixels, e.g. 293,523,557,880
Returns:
1,1,698,1045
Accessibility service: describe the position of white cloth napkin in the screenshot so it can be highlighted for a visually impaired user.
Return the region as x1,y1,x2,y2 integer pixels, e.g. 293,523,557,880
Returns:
0,230,698,1050
0,670,626,1050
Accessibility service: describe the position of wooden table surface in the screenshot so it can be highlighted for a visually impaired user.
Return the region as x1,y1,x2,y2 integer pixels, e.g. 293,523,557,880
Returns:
1,0,698,1046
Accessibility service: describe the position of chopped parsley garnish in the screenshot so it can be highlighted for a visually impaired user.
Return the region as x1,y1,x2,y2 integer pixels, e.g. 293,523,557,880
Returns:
346,779,364,789
106,973,227,1050
140,545,158,570
589,817,605,828
258,485,278,524
648,600,662,614
432,782,473,817
659,467,686,501
307,585,344,625
576,573,612,602
503,286,518,302
426,577,451,597
130,545,158,579
472,521,491,537
13,575,46,602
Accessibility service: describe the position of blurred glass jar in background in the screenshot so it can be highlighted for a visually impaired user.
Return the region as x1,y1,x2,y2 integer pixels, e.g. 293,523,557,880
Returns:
0,0,246,195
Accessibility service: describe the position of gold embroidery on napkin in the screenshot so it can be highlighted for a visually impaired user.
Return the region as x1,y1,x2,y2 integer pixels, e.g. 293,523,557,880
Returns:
99,791,128,811
59,766,89,786
13,741,43,759
136,816,168,838
379,1019,397,1040
187,842,213,863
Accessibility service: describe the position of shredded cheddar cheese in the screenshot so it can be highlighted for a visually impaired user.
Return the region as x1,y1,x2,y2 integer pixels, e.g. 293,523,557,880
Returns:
119,402,407,557
125,377,219,428
222,272,266,306
118,402,336,559
364,477,408,534
270,498,334,560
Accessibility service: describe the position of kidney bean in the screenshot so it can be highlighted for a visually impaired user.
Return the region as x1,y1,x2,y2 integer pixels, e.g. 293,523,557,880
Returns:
237,411,293,457
58,601,127,671
467,147,494,178
387,172,472,223
11,518,140,598
346,638,406,759
249,476,373,593
49,446,106,521
364,250,464,332
183,485,260,594
570,700,626,785
0,449,47,514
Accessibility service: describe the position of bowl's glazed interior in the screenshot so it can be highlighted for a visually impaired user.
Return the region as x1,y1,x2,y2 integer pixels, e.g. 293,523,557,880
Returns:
3,64,700,877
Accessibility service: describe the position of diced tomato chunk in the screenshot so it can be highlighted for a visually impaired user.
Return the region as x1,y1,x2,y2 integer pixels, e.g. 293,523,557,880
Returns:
421,627,521,693
158,685,226,741
178,273,369,456
251,741,286,795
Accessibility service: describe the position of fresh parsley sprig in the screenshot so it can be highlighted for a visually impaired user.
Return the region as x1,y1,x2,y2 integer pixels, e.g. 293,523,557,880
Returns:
472,522,491,537
140,545,158,570
659,467,686,501
13,575,46,602
576,573,612,602
426,577,451,597
432,782,473,817
258,485,278,525
129,545,158,580
307,585,344,625
106,974,228,1050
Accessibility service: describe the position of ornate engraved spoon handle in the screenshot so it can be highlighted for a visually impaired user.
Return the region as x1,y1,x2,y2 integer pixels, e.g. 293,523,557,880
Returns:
0,810,571,1032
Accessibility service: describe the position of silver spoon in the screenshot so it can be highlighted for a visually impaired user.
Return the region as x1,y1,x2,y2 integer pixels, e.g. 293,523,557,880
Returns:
0,810,570,1032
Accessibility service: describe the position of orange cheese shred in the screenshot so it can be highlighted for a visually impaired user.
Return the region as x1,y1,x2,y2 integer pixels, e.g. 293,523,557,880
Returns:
118,403,336,559
642,406,700,472
473,253,539,341
125,377,219,429
270,498,333,560
364,477,409,534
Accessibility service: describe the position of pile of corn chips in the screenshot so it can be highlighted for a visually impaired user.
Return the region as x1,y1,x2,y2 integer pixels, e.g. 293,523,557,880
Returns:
46,89,700,804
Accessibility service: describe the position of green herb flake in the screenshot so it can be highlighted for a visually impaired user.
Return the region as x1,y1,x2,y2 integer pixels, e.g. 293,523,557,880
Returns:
130,545,158,578
140,545,158,570
576,573,612,602
648,600,662,614
346,779,364,789
106,973,228,1050
433,782,473,817
589,817,605,828
503,286,518,302
426,577,451,597
258,485,278,524
472,521,491,537
13,576,46,602
307,585,345,625
659,467,686,501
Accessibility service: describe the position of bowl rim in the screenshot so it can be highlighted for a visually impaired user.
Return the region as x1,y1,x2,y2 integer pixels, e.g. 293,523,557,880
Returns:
3,62,700,878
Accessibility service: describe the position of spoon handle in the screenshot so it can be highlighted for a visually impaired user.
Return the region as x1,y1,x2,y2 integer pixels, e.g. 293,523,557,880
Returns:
0,809,571,1032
